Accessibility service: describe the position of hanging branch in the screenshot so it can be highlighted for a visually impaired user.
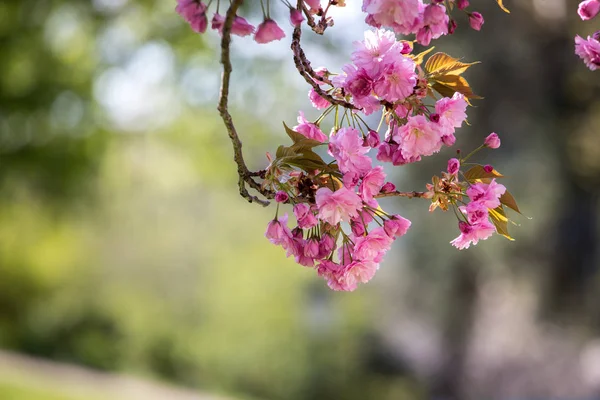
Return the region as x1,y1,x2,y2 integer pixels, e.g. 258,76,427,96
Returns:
218,0,273,206
291,0,357,110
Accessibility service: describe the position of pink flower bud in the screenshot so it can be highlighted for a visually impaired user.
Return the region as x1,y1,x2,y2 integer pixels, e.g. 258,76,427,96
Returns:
416,27,433,46
469,12,484,31
400,41,412,54
594,31,600,41
429,113,440,123
365,130,381,148
255,19,286,44
448,19,457,35
578,0,600,21
483,164,494,173
176,0,209,33
381,182,396,193
289,8,305,27
441,134,456,146
319,234,335,258
211,13,224,31
275,190,289,203
484,132,501,149
447,158,460,176
383,215,412,238
350,219,365,236
211,13,255,36
304,238,320,258
456,0,469,10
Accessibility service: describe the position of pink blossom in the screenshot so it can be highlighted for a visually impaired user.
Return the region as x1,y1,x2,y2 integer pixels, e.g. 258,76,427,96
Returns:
578,0,600,20
342,171,360,189
176,0,208,33
304,238,321,258
575,35,600,71
360,166,386,201
317,260,357,292
346,260,379,284
176,0,205,19
211,14,255,36
315,187,363,225
466,179,506,209
469,12,484,31
394,114,443,159
435,92,467,130
289,8,305,27
275,191,289,203
339,64,374,98
484,132,501,149
383,215,411,237
464,201,489,224
483,164,494,173
418,4,449,44
373,57,417,102
265,213,293,247
293,111,328,142
365,130,381,148
329,127,373,177
354,227,394,262
351,29,400,75
350,218,366,236
363,0,423,35
447,158,460,176
318,234,336,258
308,88,330,110
416,27,433,46
255,19,286,43
293,203,318,229
381,182,396,193
450,220,495,250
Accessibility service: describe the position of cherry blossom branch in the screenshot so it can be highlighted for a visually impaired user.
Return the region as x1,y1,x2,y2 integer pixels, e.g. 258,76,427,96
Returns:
291,1,357,110
218,0,273,206
374,191,428,199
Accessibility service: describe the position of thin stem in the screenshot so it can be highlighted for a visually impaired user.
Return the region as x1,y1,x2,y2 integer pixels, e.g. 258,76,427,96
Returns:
461,144,484,163
374,190,428,199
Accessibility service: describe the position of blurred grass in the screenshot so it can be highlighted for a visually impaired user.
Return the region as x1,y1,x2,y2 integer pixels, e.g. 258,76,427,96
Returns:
0,383,88,400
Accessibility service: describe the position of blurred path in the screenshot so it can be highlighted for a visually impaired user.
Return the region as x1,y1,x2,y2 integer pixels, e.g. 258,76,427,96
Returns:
0,350,236,400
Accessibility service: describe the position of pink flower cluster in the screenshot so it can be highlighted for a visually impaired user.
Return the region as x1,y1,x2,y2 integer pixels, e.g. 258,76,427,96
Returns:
451,179,506,249
362,0,485,44
334,30,417,115
376,92,467,165
575,0,600,70
265,126,413,291
175,0,286,44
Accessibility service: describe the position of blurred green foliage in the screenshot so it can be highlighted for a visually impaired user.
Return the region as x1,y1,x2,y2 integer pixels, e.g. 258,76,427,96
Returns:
0,1,423,399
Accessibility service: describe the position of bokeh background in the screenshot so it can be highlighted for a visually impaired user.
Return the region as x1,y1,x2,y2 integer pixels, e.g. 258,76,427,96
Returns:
1,0,600,399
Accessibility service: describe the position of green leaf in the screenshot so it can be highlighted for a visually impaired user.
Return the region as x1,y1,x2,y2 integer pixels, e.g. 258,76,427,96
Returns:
489,206,514,241
500,190,521,214
425,52,480,77
495,0,510,13
283,122,322,148
276,145,297,159
463,165,504,182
